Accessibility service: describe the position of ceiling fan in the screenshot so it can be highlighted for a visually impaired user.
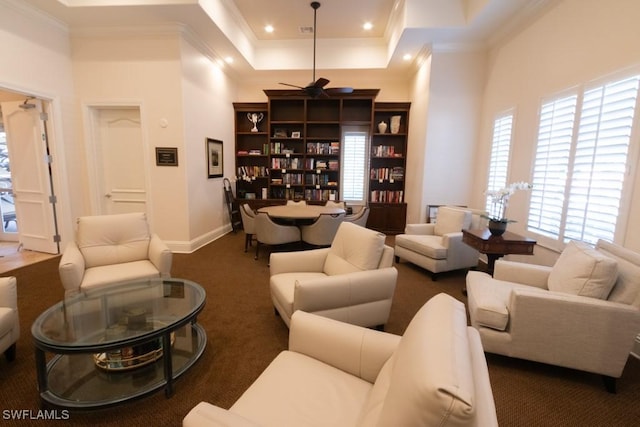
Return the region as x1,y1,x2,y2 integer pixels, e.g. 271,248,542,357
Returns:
279,1,353,98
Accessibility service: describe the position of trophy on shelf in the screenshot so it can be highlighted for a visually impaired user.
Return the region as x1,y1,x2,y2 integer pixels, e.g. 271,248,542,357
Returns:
247,112,264,132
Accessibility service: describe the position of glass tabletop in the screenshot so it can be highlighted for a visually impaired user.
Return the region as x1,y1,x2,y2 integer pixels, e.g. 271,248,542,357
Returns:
32,278,206,350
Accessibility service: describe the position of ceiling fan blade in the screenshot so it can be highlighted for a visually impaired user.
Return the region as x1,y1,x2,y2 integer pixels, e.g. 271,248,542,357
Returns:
279,82,305,89
309,77,330,89
325,87,354,94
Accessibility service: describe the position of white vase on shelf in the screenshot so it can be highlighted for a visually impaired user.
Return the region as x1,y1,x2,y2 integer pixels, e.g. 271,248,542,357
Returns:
378,121,388,133
390,115,401,134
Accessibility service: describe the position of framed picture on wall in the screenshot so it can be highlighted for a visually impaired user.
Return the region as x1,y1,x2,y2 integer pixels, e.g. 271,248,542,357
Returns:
207,138,223,178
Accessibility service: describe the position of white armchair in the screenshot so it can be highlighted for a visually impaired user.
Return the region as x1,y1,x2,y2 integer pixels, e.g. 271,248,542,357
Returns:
58,212,172,297
183,294,498,427
466,239,640,392
0,277,19,362
270,222,397,328
394,206,484,280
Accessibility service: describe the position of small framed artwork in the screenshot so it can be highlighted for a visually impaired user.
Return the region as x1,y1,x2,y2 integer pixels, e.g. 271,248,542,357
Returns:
207,138,223,178
291,131,301,139
156,147,178,166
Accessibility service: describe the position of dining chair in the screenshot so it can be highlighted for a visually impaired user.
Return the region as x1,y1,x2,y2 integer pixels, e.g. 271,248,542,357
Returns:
239,203,256,252
300,212,346,247
344,206,369,227
254,212,301,260
324,200,345,209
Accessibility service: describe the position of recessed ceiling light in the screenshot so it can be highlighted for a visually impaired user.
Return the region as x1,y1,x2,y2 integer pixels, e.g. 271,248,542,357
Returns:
403,53,412,61
225,56,234,64
265,25,274,33
363,22,373,31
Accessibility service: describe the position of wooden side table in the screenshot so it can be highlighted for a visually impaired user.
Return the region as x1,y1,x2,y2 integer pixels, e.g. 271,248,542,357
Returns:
462,228,537,275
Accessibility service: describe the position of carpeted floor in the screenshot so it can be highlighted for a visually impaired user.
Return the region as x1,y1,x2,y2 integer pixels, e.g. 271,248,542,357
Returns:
0,231,639,426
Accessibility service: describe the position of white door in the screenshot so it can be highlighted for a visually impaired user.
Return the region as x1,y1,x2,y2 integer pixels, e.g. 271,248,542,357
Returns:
92,107,147,214
1,100,59,254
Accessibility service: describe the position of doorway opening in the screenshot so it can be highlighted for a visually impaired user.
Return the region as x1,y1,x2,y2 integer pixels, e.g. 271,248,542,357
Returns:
0,88,60,258
0,126,18,237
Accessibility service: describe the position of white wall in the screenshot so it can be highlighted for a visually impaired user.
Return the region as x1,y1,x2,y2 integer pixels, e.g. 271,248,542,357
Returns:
406,55,432,224
71,31,190,246
474,0,640,262
0,0,77,249
407,50,487,223
179,37,237,251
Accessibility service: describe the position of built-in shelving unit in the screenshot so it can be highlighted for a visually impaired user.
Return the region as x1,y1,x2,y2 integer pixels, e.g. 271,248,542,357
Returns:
233,94,410,234
368,102,411,234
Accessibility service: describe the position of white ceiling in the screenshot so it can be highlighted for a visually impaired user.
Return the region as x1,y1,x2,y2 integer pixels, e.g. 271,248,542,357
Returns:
18,0,556,80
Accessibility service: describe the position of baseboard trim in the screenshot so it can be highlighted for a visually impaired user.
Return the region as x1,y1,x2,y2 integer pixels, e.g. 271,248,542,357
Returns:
165,225,232,253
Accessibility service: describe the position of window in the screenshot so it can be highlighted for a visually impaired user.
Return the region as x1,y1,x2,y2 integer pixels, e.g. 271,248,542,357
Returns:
485,112,514,218
528,74,640,245
341,129,368,204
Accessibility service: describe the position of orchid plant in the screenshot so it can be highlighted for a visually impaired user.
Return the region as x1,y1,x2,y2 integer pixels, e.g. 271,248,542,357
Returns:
484,181,532,223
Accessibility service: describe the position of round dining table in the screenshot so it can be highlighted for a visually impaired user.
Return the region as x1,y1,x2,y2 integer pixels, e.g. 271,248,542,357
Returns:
257,204,345,221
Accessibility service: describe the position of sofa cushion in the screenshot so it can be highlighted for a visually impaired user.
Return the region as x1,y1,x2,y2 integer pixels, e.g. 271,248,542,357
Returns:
434,207,471,236
548,240,618,299
469,279,512,331
324,223,385,275
77,213,151,268
376,293,476,426
230,351,372,427
81,260,161,291
395,234,447,259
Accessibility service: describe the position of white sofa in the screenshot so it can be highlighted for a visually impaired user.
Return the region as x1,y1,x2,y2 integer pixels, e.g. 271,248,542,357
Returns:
0,276,19,362
394,206,485,280
58,212,172,297
270,222,396,328
183,293,498,427
466,239,640,392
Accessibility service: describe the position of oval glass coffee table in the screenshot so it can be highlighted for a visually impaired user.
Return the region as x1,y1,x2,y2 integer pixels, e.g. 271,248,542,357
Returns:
31,278,206,409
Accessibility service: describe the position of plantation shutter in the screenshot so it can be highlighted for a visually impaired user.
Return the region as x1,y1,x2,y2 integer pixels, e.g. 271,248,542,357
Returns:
564,75,640,244
485,113,513,218
342,131,367,203
527,95,577,239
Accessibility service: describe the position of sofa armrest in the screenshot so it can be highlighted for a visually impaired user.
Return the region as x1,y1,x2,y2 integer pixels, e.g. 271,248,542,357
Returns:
404,223,436,235
508,288,640,376
148,233,172,277
183,402,262,427
294,267,397,313
289,310,401,383
269,248,330,276
58,241,85,293
494,260,551,289
0,276,17,308
441,232,467,250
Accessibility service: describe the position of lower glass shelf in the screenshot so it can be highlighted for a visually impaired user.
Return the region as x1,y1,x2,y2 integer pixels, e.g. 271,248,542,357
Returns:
41,323,206,409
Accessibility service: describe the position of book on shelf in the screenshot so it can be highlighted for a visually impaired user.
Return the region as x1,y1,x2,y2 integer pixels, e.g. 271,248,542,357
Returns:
237,166,268,181
370,190,404,203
